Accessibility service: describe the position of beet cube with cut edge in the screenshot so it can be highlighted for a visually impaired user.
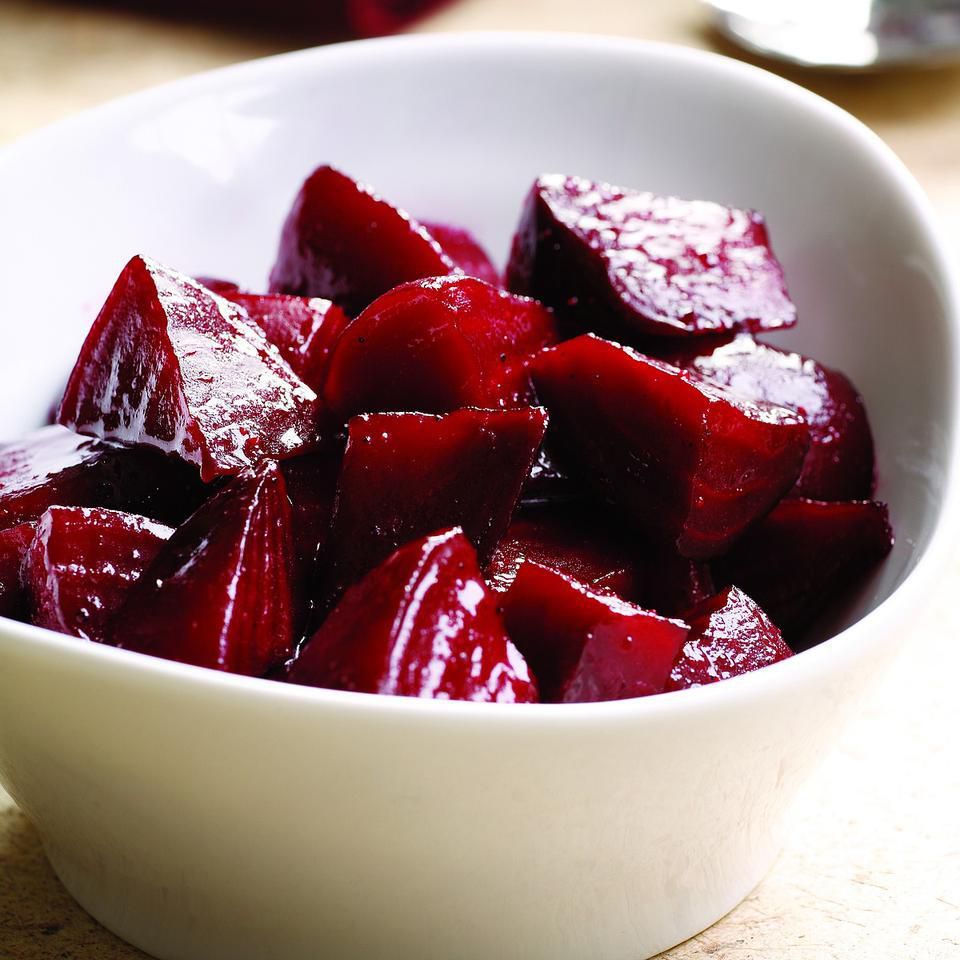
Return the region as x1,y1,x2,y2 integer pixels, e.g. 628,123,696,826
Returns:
713,498,894,644
659,334,875,501
24,507,172,644
58,256,320,482
666,586,792,691
269,165,459,315
112,462,296,676
485,506,644,598
324,407,547,599
323,276,557,419
500,561,688,703
531,335,809,559
289,527,538,703
507,174,797,340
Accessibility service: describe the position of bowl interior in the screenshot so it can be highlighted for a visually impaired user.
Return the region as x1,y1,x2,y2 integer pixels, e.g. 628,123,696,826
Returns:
0,34,953,641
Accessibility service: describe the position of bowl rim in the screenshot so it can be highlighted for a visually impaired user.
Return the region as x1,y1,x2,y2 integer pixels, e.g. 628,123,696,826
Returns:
1,30,957,723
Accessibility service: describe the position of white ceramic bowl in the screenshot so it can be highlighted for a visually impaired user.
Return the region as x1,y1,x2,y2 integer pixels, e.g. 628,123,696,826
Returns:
0,33,956,960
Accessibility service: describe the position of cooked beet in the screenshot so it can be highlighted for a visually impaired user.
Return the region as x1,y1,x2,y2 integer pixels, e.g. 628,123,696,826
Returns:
289,527,537,702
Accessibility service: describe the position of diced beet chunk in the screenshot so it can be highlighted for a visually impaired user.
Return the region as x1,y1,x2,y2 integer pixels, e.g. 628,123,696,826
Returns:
289,527,537,702
666,585,792,691
531,335,809,559
500,561,688,703
221,291,351,395
269,165,458,315
507,174,796,339
112,462,295,676
324,276,557,418
421,221,500,286
485,504,714,615
58,255,320,482
661,335,875,500
485,506,643,598
0,523,35,619
714,498,893,641
325,407,547,597
0,425,206,531
24,507,172,643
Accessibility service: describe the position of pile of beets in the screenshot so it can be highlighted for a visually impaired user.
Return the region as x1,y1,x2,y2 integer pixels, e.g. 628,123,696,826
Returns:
0,166,893,704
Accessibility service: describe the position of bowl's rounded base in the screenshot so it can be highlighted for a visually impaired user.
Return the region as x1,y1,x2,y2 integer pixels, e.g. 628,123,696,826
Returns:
44,835,776,960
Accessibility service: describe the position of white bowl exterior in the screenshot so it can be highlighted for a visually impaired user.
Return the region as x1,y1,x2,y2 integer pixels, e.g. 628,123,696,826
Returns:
0,34,956,960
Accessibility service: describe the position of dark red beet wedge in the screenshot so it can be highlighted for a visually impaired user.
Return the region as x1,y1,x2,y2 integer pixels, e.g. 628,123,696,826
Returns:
714,498,893,641
0,523,35,620
325,407,547,596
112,462,295,676
666,585,792,691
486,504,714,615
485,506,643,598
0,425,206,531
661,334,874,501
421,221,500,286
221,291,351,395
531,335,809,559
24,507,172,643
58,256,320,482
289,527,537,702
269,165,457,315
500,561,688,703
507,174,797,339
324,276,557,418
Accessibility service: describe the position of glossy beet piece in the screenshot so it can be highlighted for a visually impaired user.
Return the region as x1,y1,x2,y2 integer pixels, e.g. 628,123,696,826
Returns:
531,335,809,559
486,505,714,615
486,507,643,597
324,276,557,418
24,507,172,643
663,335,874,500
269,165,457,315
666,586,792,691
421,221,500,286
714,498,893,642
0,425,206,531
221,291,351,395
507,174,796,339
326,407,547,596
113,462,295,676
500,561,688,703
59,256,320,482
0,523,34,619
290,528,537,702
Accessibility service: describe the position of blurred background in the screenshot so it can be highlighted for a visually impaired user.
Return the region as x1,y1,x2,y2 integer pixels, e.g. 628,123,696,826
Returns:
1,2,959,958
2,0,960,244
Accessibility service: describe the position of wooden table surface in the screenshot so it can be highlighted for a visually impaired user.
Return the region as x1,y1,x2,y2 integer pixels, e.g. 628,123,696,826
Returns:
1,1,959,957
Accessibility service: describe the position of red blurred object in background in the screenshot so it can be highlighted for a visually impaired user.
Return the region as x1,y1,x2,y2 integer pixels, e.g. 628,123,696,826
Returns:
81,0,451,36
